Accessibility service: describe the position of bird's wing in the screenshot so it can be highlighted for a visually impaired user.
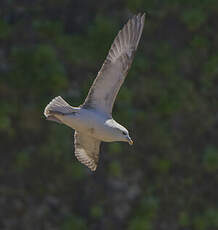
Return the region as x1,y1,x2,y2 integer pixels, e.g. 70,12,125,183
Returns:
74,131,101,171
82,13,145,114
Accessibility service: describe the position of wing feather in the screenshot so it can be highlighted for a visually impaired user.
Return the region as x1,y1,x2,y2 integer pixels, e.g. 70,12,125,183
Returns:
83,13,145,114
74,131,101,171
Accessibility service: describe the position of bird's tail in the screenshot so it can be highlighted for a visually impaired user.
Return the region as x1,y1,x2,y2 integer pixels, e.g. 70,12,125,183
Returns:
44,96,73,123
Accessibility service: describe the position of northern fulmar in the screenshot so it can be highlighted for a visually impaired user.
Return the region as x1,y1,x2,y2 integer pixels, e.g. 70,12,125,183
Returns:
44,13,145,171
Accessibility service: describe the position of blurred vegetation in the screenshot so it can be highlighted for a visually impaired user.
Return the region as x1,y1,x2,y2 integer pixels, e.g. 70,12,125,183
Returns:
0,0,218,229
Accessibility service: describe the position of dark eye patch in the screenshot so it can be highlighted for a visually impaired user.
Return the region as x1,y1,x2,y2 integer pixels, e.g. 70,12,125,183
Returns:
122,131,127,135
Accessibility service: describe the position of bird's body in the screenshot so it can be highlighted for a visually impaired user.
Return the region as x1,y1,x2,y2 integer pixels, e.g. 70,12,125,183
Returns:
53,106,125,142
44,13,145,171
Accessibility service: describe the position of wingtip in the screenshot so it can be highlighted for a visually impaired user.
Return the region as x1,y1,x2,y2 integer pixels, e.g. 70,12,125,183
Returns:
138,12,146,20
141,13,146,27
134,12,146,19
142,12,146,20
90,165,97,171
129,13,146,26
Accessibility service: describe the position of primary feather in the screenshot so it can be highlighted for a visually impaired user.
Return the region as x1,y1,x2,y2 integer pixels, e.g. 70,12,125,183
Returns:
83,13,145,114
74,131,100,171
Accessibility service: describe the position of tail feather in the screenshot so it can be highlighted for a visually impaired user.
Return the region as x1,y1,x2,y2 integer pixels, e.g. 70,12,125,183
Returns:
44,96,73,118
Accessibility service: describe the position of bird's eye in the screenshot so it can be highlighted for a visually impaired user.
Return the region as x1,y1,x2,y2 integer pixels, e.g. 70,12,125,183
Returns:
122,131,127,135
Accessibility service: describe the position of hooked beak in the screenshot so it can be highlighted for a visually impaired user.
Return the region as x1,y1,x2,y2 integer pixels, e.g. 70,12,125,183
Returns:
127,136,133,145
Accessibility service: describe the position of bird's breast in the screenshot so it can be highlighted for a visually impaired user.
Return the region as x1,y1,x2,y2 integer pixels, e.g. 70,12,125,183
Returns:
79,110,115,140
59,108,114,141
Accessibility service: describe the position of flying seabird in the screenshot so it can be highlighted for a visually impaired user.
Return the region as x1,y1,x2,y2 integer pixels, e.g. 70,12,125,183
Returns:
44,13,145,171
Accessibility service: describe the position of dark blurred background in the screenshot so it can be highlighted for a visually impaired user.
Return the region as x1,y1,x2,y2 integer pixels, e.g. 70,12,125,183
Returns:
1,0,218,229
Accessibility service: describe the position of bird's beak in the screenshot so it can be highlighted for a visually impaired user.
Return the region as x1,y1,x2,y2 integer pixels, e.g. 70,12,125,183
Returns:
127,136,133,145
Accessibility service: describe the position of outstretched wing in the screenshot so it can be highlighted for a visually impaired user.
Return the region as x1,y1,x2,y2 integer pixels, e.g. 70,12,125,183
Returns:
74,131,101,171
83,13,145,114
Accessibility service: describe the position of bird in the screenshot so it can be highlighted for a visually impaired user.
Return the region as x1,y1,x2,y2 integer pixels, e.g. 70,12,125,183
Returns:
44,13,145,171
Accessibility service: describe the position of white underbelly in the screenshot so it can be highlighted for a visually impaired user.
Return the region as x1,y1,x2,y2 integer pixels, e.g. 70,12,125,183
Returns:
56,109,113,141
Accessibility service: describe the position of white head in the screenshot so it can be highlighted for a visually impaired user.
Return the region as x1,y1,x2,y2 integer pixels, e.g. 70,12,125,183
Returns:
106,119,133,145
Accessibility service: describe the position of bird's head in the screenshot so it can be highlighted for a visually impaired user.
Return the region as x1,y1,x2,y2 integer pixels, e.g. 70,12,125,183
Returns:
120,128,133,145
108,120,133,145
106,119,133,145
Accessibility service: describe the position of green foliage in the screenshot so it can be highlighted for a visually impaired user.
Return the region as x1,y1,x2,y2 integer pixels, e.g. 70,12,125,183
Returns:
127,0,145,11
87,15,118,58
0,1,217,229
128,196,159,230
0,102,15,135
0,20,11,39
202,55,218,91
181,8,207,30
109,142,122,154
54,15,118,67
61,215,87,230
178,211,190,227
15,150,31,172
108,161,122,177
90,205,103,218
152,157,171,174
203,146,218,172
10,44,67,94
193,209,218,230
0,114,11,132
128,217,152,230
33,20,64,39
